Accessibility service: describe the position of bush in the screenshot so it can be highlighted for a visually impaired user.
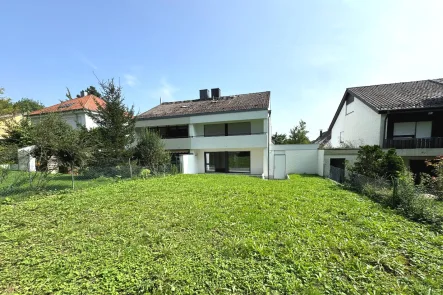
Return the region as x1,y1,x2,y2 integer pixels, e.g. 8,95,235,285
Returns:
349,146,404,181
133,130,170,168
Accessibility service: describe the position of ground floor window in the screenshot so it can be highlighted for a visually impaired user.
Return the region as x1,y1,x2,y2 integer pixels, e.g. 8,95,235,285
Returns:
204,151,251,173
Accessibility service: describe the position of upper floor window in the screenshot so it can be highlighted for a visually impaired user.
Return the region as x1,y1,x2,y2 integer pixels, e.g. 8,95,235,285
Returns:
149,125,188,139
204,122,252,137
393,121,432,139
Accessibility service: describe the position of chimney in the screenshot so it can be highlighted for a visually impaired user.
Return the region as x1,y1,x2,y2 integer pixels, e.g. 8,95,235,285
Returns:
80,90,85,97
199,89,210,100
320,129,323,137
211,88,221,99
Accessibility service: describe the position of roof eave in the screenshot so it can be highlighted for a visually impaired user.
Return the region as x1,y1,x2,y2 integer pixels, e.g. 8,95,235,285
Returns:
137,107,269,121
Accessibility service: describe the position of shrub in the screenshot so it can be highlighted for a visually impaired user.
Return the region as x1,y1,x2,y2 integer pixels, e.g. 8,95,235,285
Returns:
133,130,170,168
349,146,404,181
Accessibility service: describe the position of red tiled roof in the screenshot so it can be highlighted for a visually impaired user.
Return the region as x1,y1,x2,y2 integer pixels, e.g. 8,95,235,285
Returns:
29,95,106,116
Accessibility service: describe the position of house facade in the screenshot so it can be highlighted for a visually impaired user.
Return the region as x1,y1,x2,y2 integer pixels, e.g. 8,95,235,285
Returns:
29,93,105,130
325,78,443,176
136,89,272,177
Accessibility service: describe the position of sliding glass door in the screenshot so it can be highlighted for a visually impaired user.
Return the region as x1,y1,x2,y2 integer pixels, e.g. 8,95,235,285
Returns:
205,151,251,173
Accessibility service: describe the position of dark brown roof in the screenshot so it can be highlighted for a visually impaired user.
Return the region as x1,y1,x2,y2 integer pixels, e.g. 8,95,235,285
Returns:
312,130,331,145
348,78,443,111
328,78,443,132
138,91,270,119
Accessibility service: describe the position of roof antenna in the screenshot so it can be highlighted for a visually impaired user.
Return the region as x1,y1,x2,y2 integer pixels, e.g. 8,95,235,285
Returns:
160,97,162,104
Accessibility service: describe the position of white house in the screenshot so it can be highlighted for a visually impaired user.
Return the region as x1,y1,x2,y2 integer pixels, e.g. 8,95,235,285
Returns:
322,78,443,177
136,88,273,177
28,93,105,130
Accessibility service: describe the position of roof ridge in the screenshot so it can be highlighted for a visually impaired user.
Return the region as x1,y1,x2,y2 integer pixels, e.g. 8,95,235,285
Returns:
160,91,270,105
428,79,443,87
348,78,440,90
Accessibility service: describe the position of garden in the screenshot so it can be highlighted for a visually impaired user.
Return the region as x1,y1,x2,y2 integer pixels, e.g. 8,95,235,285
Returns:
1,174,442,294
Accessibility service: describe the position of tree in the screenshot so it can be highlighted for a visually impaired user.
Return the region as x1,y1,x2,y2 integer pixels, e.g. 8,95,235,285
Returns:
13,98,44,114
133,129,170,168
3,117,34,148
0,88,14,115
86,78,136,163
287,120,310,144
350,145,384,178
272,132,287,144
350,145,404,180
381,149,405,179
77,86,101,98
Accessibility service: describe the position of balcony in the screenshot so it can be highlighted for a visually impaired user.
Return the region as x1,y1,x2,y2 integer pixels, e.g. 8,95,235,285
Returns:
383,138,443,149
191,133,267,150
163,138,191,150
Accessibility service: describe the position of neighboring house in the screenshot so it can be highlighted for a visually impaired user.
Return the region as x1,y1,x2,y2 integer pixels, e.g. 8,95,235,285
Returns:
136,88,272,177
29,93,105,129
326,78,443,175
0,113,23,139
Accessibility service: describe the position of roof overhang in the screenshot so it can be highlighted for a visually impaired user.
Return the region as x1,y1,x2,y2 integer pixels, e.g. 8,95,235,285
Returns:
136,108,269,121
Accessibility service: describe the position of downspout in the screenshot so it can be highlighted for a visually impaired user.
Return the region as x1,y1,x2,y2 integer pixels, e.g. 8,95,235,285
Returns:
383,112,389,148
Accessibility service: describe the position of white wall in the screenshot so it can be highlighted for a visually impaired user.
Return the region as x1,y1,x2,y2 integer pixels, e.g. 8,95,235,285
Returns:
322,149,359,178
269,144,320,177
331,96,383,147
180,154,198,174
317,149,325,176
18,145,36,172
29,111,97,130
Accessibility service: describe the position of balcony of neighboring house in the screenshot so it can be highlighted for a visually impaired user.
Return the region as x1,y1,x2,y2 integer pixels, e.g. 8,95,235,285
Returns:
190,120,268,149
382,111,443,149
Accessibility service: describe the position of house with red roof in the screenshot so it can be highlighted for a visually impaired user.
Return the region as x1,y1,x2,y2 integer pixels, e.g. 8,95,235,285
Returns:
29,92,105,130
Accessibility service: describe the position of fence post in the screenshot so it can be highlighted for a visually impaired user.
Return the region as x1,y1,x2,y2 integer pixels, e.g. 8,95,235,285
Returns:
392,178,398,207
71,161,75,190
163,164,166,177
129,158,133,179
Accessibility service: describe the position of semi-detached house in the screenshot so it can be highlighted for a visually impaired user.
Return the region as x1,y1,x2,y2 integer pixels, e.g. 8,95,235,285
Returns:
136,88,272,177
324,78,443,177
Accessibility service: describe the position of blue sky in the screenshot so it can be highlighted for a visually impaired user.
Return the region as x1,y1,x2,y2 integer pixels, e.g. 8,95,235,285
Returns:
1,0,443,139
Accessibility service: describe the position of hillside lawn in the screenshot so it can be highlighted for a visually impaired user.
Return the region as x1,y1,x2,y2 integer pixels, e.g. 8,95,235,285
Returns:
1,174,442,294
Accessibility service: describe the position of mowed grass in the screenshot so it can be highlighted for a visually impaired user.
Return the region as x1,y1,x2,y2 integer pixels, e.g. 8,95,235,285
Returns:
0,175,442,294
0,171,113,202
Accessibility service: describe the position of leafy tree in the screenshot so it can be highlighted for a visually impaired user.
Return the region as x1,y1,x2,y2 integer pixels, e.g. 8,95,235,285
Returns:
13,98,44,114
0,88,14,115
350,145,384,178
30,113,91,172
286,120,310,144
3,117,34,147
272,132,287,144
381,149,405,179
86,78,136,163
133,129,170,168
350,145,404,180
77,86,101,98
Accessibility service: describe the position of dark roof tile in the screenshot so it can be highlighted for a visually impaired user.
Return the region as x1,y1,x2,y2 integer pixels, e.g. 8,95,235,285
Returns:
348,78,443,111
138,91,270,119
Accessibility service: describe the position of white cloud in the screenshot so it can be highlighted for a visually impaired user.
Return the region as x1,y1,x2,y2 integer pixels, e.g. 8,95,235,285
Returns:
124,74,139,87
150,78,178,101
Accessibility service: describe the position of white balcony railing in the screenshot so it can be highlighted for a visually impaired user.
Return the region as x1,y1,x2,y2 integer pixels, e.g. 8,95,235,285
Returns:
191,133,267,149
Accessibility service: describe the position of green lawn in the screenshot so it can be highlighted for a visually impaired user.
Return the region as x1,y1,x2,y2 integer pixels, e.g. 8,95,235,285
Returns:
0,171,113,202
0,175,442,294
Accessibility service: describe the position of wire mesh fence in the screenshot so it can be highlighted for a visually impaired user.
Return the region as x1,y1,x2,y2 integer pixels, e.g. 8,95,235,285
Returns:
0,157,181,201
326,166,443,226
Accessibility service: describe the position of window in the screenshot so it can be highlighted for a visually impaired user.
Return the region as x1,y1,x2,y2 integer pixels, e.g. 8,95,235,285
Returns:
339,131,344,143
393,121,432,139
148,125,189,139
204,124,225,137
204,122,252,137
204,151,250,173
227,122,251,135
